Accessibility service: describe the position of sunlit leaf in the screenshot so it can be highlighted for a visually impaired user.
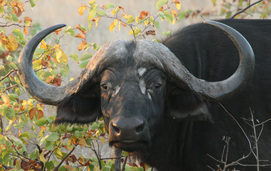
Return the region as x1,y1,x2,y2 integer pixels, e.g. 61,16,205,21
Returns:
139,11,150,20
55,46,68,64
174,0,181,10
30,0,35,7
76,24,87,34
156,0,168,10
66,26,75,36
75,33,86,39
89,0,96,6
12,29,24,41
24,16,32,27
78,4,87,15
1,93,10,105
88,9,97,21
164,11,173,23
109,19,118,31
78,41,87,51
39,151,47,163
5,34,18,52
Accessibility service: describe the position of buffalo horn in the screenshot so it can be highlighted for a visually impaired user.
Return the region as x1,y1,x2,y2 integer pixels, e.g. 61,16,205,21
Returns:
18,24,113,105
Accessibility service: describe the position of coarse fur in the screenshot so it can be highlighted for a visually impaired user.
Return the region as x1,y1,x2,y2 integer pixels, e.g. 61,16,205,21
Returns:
56,19,271,170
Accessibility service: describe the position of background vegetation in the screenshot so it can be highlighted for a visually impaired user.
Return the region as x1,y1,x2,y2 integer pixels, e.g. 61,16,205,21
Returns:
0,0,270,170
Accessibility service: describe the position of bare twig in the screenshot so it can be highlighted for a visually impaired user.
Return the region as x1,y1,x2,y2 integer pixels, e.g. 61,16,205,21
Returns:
231,0,263,19
0,69,18,82
53,146,76,171
122,156,128,171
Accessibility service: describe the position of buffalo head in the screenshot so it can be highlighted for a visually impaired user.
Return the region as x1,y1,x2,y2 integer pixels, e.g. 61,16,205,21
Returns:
18,21,254,152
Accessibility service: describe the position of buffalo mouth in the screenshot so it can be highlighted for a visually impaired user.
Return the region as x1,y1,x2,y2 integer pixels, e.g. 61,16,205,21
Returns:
110,140,149,152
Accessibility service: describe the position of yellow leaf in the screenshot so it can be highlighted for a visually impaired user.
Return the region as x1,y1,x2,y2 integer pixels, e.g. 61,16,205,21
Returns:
129,29,134,35
39,152,46,163
109,19,118,31
174,0,181,10
119,21,121,31
95,16,100,28
1,94,10,105
45,76,54,84
78,4,87,15
40,40,47,49
55,47,68,64
176,3,181,10
112,8,117,15
6,34,18,52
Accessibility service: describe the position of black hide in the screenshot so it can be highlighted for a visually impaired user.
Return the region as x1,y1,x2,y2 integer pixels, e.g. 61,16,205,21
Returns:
57,19,271,170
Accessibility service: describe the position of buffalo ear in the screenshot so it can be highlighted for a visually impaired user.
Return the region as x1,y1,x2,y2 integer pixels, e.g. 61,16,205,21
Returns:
56,90,101,124
166,87,213,122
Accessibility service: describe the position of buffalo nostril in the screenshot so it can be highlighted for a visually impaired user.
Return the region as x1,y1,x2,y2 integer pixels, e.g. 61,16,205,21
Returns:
135,122,145,133
112,123,120,133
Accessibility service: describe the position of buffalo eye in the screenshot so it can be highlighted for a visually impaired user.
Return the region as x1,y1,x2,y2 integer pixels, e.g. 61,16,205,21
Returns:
101,83,108,90
154,83,162,90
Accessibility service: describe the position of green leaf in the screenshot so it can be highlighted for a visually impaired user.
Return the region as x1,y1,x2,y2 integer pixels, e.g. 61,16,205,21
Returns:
30,0,35,7
70,53,79,63
127,16,135,24
88,9,97,21
97,10,106,16
35,118,49,126
66,26,75,36
105,3,114,9
44,161,54,170
19,132,36,139
88,22,93,31
154,21,160,29
158,12,165,19
164,11,173,23
39,151,47,163
34,48,45,56
11,13,18,22
12,29,24,41
54,147,63,159
156,0,168,10
79,60,89,68
9,93,18,101
80,53,92,61
30,148,39,160
6,108,15,120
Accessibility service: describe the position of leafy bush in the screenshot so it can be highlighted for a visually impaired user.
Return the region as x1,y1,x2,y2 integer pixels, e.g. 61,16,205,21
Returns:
0,0,270,170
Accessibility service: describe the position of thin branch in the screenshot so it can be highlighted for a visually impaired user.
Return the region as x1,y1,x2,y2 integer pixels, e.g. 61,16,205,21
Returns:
219,103,252,150
53,146,76,171
121,156,128,171
0,69,18,82
231,0,263,19
0,23,24,28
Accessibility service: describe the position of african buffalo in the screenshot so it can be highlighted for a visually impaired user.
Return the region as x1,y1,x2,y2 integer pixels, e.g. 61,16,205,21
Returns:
18,19,271,170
